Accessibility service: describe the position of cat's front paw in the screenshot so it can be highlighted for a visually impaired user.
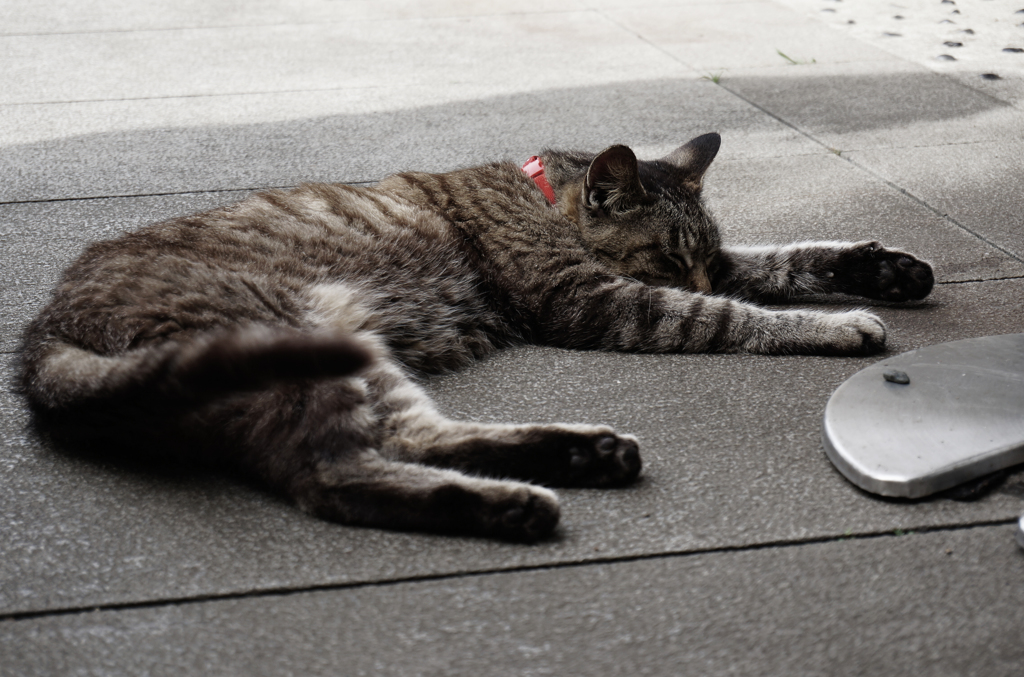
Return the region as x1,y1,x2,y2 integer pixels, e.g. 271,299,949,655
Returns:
820,310,887,355
749,309,886,355
484,485,561,542
840,242,934,302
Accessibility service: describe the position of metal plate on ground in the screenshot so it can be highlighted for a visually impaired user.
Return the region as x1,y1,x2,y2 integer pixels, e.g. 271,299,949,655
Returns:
1018,515,1024,551
823,334,1024,498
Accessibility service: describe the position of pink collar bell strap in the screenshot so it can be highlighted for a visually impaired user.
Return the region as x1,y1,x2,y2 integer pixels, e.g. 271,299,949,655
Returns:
522,155,557,205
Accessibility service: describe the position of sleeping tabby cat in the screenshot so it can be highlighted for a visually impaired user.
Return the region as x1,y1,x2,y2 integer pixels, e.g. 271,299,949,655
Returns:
19,133,933,541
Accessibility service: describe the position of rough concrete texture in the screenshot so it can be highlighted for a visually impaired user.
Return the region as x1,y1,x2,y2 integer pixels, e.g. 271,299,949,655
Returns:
605,0,897,71
721,61,1022,150
848,141,1024,261
4,526,1022,676
0,0,594,34
5,14,699,106
779,0,1024,104
3,0,1024,674
703,153,1024,283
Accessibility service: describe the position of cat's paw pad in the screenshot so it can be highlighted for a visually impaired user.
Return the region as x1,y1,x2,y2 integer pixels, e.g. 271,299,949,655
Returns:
566,432,641,487
852,242,934,302
491,487,560,542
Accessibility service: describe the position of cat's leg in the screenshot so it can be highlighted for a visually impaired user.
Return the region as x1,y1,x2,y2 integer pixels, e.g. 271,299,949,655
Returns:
367,359,642,488
538,271,890,356
294,451,561,542
301,285,638,488
209,376,561,541
532,241,932,355
711,241,934,303
388,419,643,488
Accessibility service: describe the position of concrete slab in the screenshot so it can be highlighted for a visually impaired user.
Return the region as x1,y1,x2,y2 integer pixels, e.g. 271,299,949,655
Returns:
604,0,896,72
2,0,760,37
0,78,817,202
1,12,690,105
720,61,1024,151
704,152,1024,284
777,0,1024,110
587,0,755,5
4,279,1024,616
3,524,1022,675
945,68,1024,111
1,0,592,35
849,141,1024,261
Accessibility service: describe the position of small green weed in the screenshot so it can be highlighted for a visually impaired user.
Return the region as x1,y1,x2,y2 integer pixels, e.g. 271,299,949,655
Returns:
776,49,817,65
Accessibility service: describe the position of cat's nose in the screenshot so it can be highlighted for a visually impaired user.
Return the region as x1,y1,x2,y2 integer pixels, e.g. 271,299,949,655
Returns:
690,266,712,294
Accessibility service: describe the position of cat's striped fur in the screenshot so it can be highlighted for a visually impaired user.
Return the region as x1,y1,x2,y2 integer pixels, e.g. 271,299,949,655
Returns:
19,134,933,541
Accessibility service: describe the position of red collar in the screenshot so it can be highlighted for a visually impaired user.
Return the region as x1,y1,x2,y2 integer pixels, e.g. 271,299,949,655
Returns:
522,155,556,205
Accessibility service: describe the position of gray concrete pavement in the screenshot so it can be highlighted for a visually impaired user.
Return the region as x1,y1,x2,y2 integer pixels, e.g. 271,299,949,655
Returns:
0,77,805,202
2,1,1023,674
6,525,1023,676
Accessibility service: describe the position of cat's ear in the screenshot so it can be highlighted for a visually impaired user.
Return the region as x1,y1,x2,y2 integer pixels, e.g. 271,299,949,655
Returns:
661,132,721,192
584,145,646,213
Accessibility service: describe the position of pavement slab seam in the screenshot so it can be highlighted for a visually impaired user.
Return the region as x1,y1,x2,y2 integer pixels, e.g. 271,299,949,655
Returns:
706,81,1024,265
0,85,397,109
838,153,1024,265
0,186,299,208
2,517,1017,625
1,10,590,39
938,275,1024,287
0,181,384,209
4,523,1021,677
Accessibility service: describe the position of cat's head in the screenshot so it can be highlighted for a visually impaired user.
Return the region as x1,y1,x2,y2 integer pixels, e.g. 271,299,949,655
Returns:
550,133,722,292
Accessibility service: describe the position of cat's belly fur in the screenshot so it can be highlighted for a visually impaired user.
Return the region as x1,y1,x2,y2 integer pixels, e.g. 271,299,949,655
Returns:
41,183,517,376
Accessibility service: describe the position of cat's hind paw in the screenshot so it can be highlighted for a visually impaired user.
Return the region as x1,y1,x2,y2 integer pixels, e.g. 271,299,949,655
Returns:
486,486,561,542
563,430,642,487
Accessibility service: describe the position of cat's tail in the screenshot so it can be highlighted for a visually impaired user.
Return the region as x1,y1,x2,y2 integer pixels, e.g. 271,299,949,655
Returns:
20,326,374,412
